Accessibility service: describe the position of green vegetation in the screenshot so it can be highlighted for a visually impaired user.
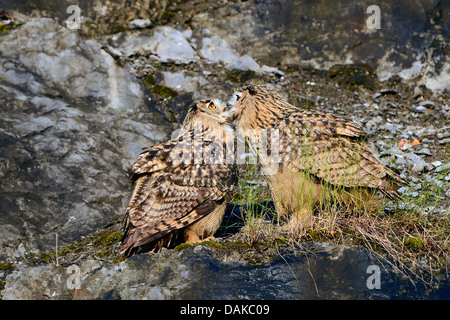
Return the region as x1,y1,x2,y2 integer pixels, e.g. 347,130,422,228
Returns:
226,70,257,83
35,221,124,266
143,74,156,86
112,25,130,34
328,63,378,91
151,85,179,99
226,140,449,284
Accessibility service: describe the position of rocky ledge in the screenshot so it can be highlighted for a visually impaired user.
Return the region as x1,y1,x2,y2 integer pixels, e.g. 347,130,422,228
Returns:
0,0,448,300
2,240,448,300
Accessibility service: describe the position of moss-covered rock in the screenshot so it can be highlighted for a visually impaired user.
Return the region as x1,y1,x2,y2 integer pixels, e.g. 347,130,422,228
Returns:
151,85,179,99
328,63,378,91
225,69,257,83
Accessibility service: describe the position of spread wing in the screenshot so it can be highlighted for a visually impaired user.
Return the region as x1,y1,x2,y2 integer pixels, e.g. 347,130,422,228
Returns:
120,130,236,256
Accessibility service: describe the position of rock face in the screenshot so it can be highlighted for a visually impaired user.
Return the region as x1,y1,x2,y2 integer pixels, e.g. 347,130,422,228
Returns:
0,0,448,300
189,0,449,92
6,0,448,91
0,18,176,259
2,243,448,300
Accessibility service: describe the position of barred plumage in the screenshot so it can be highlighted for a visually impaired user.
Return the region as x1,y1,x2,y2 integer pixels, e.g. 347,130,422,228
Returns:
120,98,237,257
227,85,407,228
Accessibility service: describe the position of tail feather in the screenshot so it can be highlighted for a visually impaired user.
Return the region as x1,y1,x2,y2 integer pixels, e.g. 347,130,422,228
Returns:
120,200,216,257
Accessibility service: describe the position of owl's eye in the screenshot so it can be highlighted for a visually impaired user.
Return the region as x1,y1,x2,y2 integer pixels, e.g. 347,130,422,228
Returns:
208,102,216,110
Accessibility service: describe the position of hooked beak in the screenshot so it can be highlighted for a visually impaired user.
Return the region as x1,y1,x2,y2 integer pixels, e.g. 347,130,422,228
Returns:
222,102,238,123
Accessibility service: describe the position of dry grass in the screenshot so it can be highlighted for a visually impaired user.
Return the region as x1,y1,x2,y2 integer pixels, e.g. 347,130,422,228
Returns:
230,160,449,286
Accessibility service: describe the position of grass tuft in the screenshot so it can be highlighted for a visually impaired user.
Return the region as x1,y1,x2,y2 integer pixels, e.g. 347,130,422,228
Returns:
226,153,449,286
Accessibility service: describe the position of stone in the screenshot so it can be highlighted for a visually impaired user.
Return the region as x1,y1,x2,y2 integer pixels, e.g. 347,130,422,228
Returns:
405,153,427,173
114,26,199,63
432,161,443,167
199,35,239,64
161,71,209,96
415,106,428,113
198,33,283,75
129,19,152,29
0,18,176,259
0,18,143,111
415,148,432,156
2,243,447,300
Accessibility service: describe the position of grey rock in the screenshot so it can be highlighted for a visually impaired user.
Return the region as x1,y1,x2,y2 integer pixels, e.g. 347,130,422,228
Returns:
0,18,176,259
0,18,143,111
419,100,436,107
2,244,447,300
436,163,450,173
113,26,199,63
381,122,398,134
161,71,209,97
415,106,428,113
229,54,261,72
432,161,443,167
129,19,152,29
199,35,239,64
190,0,449,92
5,0,449,92
415,148,432,156
405,153,427,173
199,33,283,74
437,132,450,139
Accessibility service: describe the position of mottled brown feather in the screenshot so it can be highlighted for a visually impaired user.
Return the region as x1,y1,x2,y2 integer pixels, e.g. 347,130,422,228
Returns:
120,98,236,257
228,85,407,226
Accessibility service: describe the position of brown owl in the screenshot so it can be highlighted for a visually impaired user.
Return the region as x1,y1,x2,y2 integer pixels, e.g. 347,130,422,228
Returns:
226,85,406,229
120,98,237,257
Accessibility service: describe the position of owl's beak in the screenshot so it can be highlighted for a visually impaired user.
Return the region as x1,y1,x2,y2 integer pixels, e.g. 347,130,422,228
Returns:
222,102,237,122
225,102,233,111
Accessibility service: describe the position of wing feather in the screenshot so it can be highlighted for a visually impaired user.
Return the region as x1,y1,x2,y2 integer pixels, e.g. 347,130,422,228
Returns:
248,110,405,190
120,128,236,256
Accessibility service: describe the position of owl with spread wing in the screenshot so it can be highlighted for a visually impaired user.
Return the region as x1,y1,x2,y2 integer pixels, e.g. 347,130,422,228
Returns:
120,98,236,257
227,85,406,228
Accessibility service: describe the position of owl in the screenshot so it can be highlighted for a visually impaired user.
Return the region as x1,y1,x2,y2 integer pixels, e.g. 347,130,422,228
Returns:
120,98,237,257
226,85,406,229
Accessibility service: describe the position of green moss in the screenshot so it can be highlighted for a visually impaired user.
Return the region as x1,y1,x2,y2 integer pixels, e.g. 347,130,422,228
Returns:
112,25,130,34
341,227,355,234
328,64,377,90
222,240,248,250
274,237,289,245
143,74,155,86
404,237,424,251
306,229,340,241
202,240,224,250
95,250,110,258
174,243,193,251
92,230,122,247
151,85,178,99
162,10,175,22
226,70,256,83
0,263,12,270
0,25,9,33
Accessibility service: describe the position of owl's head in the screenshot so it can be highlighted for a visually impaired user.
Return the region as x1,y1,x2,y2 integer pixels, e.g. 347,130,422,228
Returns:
226,85,272,117
182,98,230,130
226,85,291,124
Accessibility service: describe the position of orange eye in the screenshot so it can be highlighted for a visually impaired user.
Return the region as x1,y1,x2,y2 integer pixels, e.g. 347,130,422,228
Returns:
208,103,216,110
